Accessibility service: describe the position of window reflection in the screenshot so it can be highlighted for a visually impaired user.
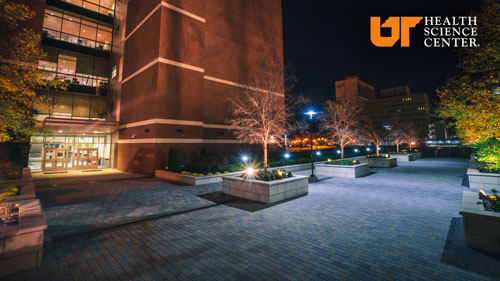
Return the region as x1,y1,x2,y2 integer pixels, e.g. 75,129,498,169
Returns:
61,0,115,16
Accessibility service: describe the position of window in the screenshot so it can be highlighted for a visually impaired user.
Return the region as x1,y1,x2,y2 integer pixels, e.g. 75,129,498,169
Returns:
111,64,117,78
61,0,115,16
39,47,110,87
42,7,113,51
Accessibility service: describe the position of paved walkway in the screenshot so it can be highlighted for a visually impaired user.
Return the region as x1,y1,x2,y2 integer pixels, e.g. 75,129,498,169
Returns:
5,158,500,280
35,177,220,239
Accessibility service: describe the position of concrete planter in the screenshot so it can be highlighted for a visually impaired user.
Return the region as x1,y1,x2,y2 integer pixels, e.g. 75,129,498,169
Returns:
358,157,397,168
411,152,423,159
2,182,36,202
459,191,500,255
155,170,243,185
0,167,32,185
467,168,500,190
0,199,47,277
315,163,369,178
222,175,308,203
389,154,414,162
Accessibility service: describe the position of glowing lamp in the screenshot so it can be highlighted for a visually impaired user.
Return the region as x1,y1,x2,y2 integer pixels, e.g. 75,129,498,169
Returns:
411,142,416,145
241,155,249,162
306,110,317,119
284,153,290,159
316,151,321,156
246,168,255,176
354,149,359,153
336,150,341,154
366,148,371,152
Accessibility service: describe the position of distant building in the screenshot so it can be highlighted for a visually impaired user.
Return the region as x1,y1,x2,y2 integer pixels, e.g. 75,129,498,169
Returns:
374,87,431,138
428,121,448,140
334,76,376,101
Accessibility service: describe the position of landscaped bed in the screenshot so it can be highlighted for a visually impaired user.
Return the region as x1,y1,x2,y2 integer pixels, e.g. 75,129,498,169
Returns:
0,199,47,277
358,155,397,168
389,153,414,162
460,190,500,255
0,182,35,202
222,170,308,203
316,160,369,178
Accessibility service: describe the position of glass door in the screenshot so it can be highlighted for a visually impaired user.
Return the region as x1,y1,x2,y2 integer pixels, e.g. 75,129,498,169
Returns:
43,148,69,172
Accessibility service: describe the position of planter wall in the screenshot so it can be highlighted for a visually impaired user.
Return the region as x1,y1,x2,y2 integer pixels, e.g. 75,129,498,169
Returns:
467,168,500,190
459,191,500,255
315,163,369,178
155,170,243,185
390,154,414,162
411,152,423,159
0,167,32,185
222,175,308,203
0,199,47,277
358,157,397,168
2,182,36,202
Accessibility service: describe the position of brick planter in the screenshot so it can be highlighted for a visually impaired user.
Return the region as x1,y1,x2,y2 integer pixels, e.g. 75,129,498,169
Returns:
459,191,500,255
315,163,369,178
2,182,36,202
411,152,423,159
0,199,47,277
389,154,414,162
467,168,500,190
0,167,32,185
222,175,308,203
358,157,397,168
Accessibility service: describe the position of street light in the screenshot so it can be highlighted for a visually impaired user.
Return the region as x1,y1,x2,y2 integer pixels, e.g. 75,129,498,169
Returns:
241,155,249,163
305,110,318,182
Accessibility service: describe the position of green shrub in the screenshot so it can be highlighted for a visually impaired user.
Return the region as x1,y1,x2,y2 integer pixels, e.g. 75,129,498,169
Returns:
167,147,180,172
476,138,500,168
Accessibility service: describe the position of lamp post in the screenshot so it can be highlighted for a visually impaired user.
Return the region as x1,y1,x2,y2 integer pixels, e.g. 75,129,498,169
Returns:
284,152,290,165
306,110,318,182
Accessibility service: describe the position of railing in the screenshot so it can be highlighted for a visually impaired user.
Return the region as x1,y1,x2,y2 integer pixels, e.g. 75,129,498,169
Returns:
43,28,111,51
36,90,109,121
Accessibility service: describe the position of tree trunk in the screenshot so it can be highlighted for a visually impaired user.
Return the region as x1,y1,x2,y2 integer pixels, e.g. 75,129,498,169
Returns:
396,143,400,152
376,142,380,156
409,143,413,151
263,142,268,173
341,144,345,160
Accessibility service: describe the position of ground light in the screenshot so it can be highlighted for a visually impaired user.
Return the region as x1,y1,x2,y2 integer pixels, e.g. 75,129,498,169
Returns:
241,155,249,163
246,167,255,176
316,151,321,156
354,148,359,153
336,150,341,154
366,148,371,152
284,153,290,165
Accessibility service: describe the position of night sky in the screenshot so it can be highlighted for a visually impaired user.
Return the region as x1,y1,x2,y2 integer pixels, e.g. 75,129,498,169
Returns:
282,0,485,106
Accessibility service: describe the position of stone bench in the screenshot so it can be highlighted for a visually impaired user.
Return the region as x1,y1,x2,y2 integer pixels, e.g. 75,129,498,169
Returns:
315,163,369,178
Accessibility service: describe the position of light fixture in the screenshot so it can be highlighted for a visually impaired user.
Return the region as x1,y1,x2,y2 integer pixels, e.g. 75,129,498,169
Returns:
241,155,249,162
336,150,341,154
246,168,255,176
284,153,290,159
354,148,359,153
366,148,371,151
58,130,63,133
316,151,321,156
306,110,317,119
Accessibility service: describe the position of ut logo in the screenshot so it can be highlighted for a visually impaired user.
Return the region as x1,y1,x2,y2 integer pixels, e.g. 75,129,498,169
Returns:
371,17,423,47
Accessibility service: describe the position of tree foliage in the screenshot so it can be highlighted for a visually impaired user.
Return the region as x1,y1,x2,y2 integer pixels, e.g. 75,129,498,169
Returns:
0,0,63,142
437,0,500,144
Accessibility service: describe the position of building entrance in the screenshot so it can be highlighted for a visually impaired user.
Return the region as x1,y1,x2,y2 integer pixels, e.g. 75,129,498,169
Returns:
42,148,69,172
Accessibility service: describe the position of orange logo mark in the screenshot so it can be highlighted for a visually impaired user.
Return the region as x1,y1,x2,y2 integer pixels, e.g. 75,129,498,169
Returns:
370,17,423,47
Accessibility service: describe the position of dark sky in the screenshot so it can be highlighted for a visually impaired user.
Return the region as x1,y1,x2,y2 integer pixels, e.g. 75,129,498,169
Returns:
282,0,485,105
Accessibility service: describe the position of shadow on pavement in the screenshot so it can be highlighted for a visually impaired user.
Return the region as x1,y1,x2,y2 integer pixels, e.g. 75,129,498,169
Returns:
199,191,308,212
441,217,500,279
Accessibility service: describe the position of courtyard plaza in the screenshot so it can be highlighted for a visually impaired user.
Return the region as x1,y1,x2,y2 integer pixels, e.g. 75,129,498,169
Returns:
3,158,500,280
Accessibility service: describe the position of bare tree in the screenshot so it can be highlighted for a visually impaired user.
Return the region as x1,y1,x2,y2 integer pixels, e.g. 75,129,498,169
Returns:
361,106,388,156
227,62,304,172
320,98,362,159
287,119,309,149
401,124,419,150
389,119,408,153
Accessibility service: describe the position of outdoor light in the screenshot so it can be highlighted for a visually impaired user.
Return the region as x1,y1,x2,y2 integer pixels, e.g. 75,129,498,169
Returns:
378,147,382,151
411,142,416,145
366,148,371,152
316,151,321,156
336,150,341,154
306,110,317,119
246,168,255,176
241,155,249,162
354,148,359,153
284,153,290,159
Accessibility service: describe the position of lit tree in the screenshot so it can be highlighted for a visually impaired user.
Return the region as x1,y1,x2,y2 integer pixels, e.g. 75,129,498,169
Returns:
227,63,304,172
361,106,387,156
401,125,419,151
287,119,309,149
437,0,500,144
320,98,362,159
0,0,64,142
390,120,411,152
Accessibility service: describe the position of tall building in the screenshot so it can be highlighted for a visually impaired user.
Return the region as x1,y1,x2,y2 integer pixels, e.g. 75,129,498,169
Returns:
334,76,376,101
27,0,284,175
374,87,431,138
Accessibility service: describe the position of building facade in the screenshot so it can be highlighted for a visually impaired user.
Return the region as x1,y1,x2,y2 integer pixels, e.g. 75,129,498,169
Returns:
334,76,376,101
27,0,284,175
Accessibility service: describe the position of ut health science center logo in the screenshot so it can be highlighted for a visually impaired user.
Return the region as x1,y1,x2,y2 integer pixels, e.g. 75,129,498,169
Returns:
370,16,479,48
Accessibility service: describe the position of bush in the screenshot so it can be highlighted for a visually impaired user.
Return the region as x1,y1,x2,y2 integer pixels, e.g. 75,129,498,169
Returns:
476,138,500,168
167,147,180,172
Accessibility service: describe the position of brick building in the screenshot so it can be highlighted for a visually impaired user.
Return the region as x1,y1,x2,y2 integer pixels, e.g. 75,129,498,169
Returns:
27,0,284,174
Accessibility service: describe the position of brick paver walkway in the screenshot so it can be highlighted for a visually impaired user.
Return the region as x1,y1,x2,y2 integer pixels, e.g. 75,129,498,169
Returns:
36,177,220,239
5,158,500,280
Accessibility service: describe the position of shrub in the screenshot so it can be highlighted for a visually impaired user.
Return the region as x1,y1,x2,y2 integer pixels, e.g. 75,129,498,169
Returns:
168,147,180,172
476,138,500,168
